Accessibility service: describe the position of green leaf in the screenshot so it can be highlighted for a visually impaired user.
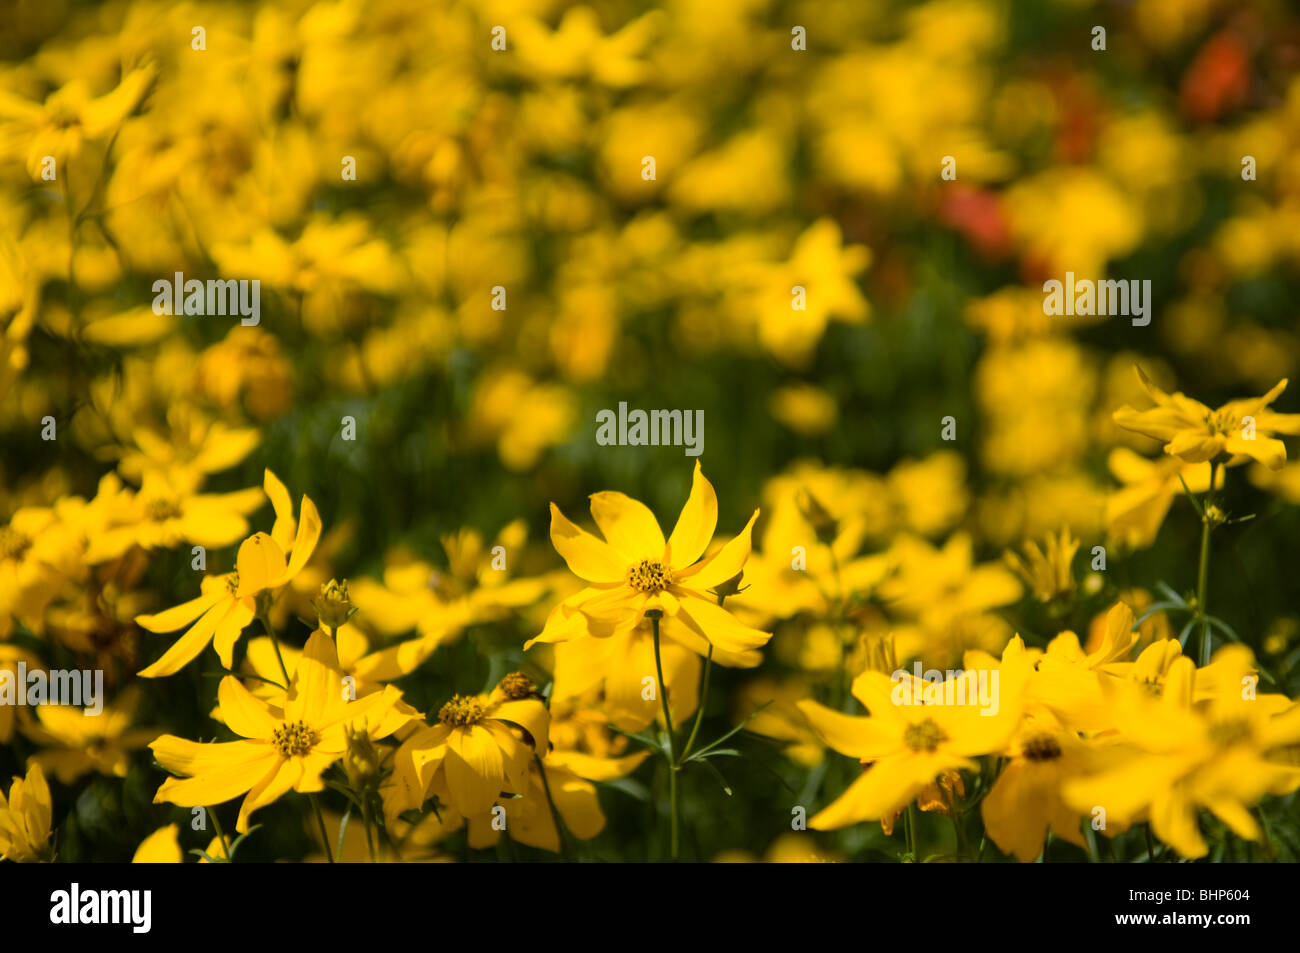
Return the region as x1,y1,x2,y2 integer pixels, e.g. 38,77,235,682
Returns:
696,757,733,796
1155,582,1187,606
226,824,262,859
336,804,352,860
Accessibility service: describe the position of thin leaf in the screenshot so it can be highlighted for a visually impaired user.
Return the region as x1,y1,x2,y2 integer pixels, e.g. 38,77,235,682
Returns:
336,804,352,860
696,757,733,796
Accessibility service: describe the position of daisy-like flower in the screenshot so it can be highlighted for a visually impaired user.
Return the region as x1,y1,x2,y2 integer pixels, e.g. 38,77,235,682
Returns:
0,762,53,862
21,686,157,783
980,710,1093,862
528,461,771,659
797,668,1022,830
1064,650,1300,859
150,631,404,832
1113,366,1300,470
0,67,154,180
384,674,551,821
133,469,320,677
86,470,265,563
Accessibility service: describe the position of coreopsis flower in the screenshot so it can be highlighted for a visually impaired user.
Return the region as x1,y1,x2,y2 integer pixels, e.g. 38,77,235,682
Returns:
1065,649,1300,858
115,410,260,487
0,67,155,179
529,461,771,658
1105,448,1220,550
349,521,549,674
150,630,404,832
1003,527,1079,603
236,626,421,738
437,698,650,853
20,687,157,783
85,470,265,562
0,763,53,862
980,711,1093,862
133,469,320,677
383,676,550,821
797,668,1022,829
1113,367,1300,470
0,506,66,638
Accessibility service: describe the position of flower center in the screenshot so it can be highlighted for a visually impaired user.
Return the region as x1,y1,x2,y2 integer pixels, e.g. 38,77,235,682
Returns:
144,496,182,522
628,559,671,594
439,694,485,727
903,718,947,753
0,525,32,561
499,672,536,699
1021,734,1062,761
225,573,240,596
1204,408,1237,437
272,720,317,757
1208,718,1252,749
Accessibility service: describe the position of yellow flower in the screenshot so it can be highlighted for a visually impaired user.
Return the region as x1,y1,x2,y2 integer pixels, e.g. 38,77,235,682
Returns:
21,686,157,783
1113,366,1300,470
384,679,550,821
133,469,321,677
236,625,421,739
349,522,549,674
0,506,65,638
0,67,154,179
1064,650,1300,858
530,461,770,658
980,711,1092,862
1003,527,1080,603
85,471,265,562
1105,448,1220,550
150,630,404,833
797,668,1021,829
0,762,53,862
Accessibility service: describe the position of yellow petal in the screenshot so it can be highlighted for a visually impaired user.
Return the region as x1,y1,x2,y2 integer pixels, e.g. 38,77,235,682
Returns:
549,503,628,582
665,460,718,569
588,491,665,562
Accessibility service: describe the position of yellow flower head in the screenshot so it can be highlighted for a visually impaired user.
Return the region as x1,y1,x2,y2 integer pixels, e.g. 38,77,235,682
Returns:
134,469,321,677
531,461,770,659
1113,366,1300,470
0,762,53,862
150,630,404,832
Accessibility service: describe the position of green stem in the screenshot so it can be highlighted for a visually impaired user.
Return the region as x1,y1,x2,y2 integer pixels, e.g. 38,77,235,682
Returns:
208,806,232,861
1196,461,1219,667
535,754,572,861
906,802,919,861
680,644,713,761
258,611,292,685
310,793,334,863
650,613,679,860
